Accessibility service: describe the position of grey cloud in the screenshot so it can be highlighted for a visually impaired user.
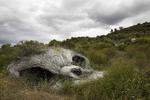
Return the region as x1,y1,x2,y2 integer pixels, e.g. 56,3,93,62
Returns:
38,13,86,32
0,17,34,41
0,0,52,45
0,0,150,45
62,0,91,12
0,39,15,45
87,0,150,25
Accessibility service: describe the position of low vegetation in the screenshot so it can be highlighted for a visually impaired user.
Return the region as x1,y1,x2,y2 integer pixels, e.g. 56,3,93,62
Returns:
0,22,150,100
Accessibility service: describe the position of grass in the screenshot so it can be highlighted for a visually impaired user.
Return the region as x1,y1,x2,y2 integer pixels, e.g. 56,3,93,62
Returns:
1,40,150,100
60,66,150,100
0,22,150,100
0,72,75,100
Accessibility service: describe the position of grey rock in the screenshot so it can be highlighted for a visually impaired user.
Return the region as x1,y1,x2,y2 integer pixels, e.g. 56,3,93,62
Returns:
7,47,104,86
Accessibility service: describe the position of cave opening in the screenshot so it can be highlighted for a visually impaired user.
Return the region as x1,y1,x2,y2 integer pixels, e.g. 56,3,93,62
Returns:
72,55,86,67
20,67,56,83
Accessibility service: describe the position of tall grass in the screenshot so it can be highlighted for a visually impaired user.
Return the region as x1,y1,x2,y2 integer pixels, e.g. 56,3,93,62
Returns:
0,72,75,100
60,66,150,100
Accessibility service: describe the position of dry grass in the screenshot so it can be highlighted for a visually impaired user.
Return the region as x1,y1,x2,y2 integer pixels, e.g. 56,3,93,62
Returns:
0,74,75,100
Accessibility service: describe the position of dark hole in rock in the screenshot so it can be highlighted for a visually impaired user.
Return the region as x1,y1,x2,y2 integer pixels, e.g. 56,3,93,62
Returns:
71,68,82,76
72,55,85,66
20,67,56,83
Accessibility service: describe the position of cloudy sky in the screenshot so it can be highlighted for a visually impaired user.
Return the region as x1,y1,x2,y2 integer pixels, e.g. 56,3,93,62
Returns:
0,0,150,45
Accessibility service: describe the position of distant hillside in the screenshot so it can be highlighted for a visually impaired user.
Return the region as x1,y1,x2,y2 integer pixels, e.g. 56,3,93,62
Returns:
61,22,150,47
113,22,150,34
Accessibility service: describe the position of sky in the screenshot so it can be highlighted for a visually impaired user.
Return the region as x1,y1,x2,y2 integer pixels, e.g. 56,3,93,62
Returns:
0,0,150,45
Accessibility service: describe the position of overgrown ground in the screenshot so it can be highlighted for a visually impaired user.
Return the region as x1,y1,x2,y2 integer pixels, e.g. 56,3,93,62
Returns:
0,22,150,100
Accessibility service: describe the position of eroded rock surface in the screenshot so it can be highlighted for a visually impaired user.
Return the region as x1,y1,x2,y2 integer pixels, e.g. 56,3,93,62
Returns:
7,48,104,86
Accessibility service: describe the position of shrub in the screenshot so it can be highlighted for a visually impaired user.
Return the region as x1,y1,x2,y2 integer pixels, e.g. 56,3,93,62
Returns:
16,40,45,57
48,39,62,47
0,45,21,71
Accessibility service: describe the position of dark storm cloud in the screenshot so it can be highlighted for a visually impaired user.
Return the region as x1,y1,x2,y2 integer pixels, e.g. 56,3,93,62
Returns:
87,0,150,25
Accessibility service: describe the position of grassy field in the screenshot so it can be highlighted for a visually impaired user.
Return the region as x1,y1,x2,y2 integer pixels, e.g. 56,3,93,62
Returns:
0,22,150,100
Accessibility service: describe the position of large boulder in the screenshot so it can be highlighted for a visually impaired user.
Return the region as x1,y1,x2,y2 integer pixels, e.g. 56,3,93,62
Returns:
7,47,104,85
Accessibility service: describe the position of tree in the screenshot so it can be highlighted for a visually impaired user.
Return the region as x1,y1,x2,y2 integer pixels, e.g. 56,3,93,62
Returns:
16,40,45,57
119,26,123,30
48,39,61,47
114,28,118,32
110,29,113,33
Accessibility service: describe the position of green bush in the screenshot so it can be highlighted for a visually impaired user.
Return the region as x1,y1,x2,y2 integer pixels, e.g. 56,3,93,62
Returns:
16,40,45,57
0,45,21,71
48,39,62,47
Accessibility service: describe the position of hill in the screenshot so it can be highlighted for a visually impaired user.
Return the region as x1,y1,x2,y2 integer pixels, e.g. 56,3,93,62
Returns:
0,22,150,100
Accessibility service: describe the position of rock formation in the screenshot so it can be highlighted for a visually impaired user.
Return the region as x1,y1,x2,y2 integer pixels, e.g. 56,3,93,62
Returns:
7,47,104,86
